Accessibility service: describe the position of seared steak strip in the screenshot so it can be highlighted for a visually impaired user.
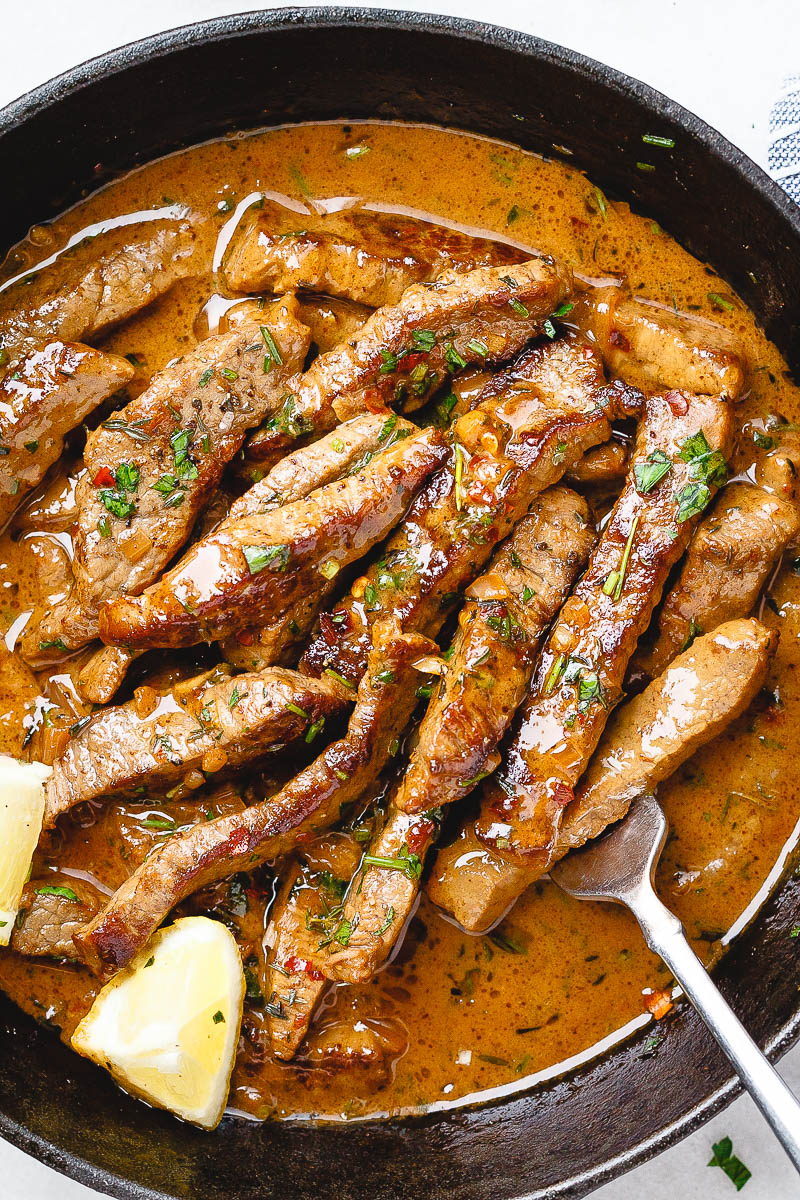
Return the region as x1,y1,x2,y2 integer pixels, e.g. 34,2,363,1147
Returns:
246,256,572,464
302,337,637,687
44,665,344,827
222,412,418,671
0,341,134,530
324,488,594,985
634,483,799,680
428,619,775,931
11,877,107,959
39,295,311,652
0,215,196,367
224,202,527,308
99,426,446,649
398,488,595,815
473,388,734,864
75,620,435,976
565,440,629,485
576,285,744,399
560,618,776,849
263,832,364,1060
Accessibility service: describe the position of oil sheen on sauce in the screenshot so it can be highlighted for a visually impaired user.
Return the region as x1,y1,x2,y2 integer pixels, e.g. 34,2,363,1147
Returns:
0,121,798,1123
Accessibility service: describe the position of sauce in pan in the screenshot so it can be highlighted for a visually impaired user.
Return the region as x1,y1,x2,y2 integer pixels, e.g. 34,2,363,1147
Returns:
0,121,798,1123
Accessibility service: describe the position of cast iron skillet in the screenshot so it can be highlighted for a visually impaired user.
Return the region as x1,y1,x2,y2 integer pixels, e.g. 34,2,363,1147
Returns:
1,10,799,1199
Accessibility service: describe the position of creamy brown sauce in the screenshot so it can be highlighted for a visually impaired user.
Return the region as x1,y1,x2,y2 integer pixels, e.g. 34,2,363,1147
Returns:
0,120,798,1122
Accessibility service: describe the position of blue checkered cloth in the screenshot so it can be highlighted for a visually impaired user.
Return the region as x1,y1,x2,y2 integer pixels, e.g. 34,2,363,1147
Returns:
769,75,800,204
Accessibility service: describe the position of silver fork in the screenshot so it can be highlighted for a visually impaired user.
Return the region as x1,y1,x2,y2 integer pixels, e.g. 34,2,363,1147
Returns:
550,791,800,1174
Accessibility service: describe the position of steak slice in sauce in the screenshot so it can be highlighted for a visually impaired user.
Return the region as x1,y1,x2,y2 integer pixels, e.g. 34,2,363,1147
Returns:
577,285,744,399
223,412,418,671
263,832,363,1060
634,483,799,681
398,487,595,815
0,341,133,530
11,877,108,959
559,618,776,850
75,620,435,976
427,619,775,932
474,388,734,865
246,256,572,464
44,665,344,827
98,426,446,649
223,202,527,307
324,488,594,985
302,337,638,688
0,215,196,368
38,295,311,652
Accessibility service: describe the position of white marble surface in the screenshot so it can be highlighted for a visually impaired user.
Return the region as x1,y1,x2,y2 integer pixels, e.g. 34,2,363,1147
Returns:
1,1,799,1196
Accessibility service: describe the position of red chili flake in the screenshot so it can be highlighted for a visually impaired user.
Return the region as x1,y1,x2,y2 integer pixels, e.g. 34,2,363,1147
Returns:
363,388,387,413
92,466,116,488
236,629,254,646
407,818,435,854
285,955,323,981
398,352,425,373
319,612,339,646
643,987,673,1019
551,780,575,810
664,389,689,416
609,329,631,352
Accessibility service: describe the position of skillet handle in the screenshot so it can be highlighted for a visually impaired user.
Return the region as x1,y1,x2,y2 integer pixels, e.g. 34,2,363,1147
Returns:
629,882,800,1176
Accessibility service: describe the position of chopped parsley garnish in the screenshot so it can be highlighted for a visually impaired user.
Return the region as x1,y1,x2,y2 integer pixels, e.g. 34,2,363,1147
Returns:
378,414,398,443
376,907,395,936
675,429,728,522
466,338,489,358
260,325,283,369
198,367,214,388
170,429,199,480
24,440,38,453
243,543,290,574
634,449,672,494
708,291,735,312
97,516,111,538
553,301,575,318
38,637,68,652
509,298,529,317
212,1010,225,1024
363,845,422,881
333,918,352,947
444,342,467,371
99,490,136,519
412,329,436,352
642,133,675,148
228,685,240,709
543,318,557,339
115,462,140,492
708,1136,751,1191
35,885,79,901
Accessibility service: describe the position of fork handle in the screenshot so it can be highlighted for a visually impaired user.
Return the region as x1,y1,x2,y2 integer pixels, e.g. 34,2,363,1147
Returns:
630,883,800,1175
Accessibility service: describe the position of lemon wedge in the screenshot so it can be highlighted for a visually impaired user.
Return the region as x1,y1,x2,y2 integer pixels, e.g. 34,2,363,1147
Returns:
72,916,245,1129
0,755,52,945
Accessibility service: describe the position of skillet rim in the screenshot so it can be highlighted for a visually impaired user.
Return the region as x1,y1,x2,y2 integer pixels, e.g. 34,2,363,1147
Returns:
0,9,799,1200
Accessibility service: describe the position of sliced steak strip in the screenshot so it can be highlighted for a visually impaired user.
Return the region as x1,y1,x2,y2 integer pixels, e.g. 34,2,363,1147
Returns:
474,388,734,864
11,877,107,959
634,483,799,680
39,295,311,652
324,488,594,985
0,216,196,367
223,203,527,307
263,832,363,1060
0,341,133,529
559,618,776,851
398,487,595,815
565,439,629,485
222,413,418,671
75,644,139,706
302,337,636,687
44,665,344,827
99,426,446,649
75,620,435,976
426,621,773,933
246,255,572,464
577,285,744,399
